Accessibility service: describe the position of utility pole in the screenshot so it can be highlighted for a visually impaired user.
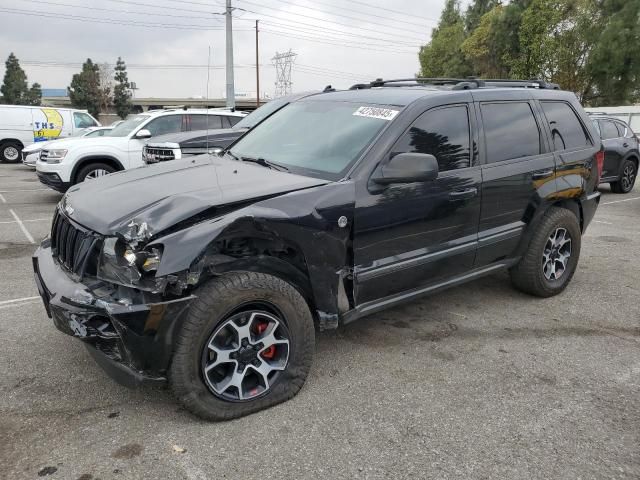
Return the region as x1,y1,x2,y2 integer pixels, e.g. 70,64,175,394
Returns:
255,20,260,108
225,0,235,109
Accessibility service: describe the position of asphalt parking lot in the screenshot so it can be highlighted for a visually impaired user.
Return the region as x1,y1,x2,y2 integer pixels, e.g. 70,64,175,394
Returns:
0,163,638,480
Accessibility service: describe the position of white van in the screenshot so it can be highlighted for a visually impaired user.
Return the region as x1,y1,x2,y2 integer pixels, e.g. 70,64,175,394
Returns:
0,105,100,163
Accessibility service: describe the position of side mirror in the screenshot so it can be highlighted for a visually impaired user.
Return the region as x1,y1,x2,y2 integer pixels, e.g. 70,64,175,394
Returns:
372,153,439,185
135,129,152,139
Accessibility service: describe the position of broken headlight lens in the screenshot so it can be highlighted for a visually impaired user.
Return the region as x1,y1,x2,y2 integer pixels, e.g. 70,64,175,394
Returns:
97,237,162,287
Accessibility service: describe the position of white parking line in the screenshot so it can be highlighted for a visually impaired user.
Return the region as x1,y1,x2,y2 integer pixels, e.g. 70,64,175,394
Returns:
601,196,640,205
0,188,50,193
9,209,36,244
0,296,40,306
0,218,49,224
594,220,613,225
0,193,6,203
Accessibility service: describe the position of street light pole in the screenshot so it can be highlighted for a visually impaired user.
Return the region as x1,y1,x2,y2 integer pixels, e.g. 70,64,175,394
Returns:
225,0,235,109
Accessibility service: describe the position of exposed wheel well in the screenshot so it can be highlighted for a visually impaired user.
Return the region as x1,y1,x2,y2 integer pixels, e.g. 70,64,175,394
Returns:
201,236,315,311
71,156,124,183
0,138,25,149
551,199,583,231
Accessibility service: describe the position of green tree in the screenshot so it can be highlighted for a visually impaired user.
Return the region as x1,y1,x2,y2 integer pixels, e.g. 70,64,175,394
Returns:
462,5,509,77
25,82,42,106
419,0,472,78
465,0,500,32
586,0,640,105
68,59,101,117
113,57,132,120
1,53,28,104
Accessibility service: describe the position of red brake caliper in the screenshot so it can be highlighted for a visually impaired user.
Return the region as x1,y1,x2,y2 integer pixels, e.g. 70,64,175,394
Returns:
257,321,276,359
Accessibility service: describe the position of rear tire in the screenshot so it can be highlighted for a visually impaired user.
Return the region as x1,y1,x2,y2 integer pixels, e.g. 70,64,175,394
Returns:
75,162,115,184
610,159,637,194
170,272,315,421
510,207,581,298
1,141,23,163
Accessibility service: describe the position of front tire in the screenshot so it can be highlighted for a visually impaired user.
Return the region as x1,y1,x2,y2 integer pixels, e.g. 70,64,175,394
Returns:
510,207,581,297
611,159,637,194
76,162,115,184
170,272,315,421
1,141,23,163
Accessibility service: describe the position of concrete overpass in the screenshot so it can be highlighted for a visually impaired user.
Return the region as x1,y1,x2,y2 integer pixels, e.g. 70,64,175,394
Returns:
42,96,264,112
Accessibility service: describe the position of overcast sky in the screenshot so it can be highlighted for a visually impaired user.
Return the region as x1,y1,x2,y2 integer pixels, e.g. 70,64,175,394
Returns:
0,0,470,99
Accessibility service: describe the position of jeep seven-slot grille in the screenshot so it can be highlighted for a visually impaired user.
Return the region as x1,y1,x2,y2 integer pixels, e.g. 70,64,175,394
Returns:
50,209,100,276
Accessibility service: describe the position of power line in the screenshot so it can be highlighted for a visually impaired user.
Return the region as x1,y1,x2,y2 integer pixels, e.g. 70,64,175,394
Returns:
104,0,224,15
254,19,419,50
19,0,225,21
0,7,243,30
344,0,439,22
267,0,433,35
20,61,264,70
261,28,416,55
235,0,426,43
273,0,436,28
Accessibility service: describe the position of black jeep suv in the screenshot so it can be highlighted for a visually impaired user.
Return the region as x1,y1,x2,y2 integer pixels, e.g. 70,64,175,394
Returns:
33,78,601,420
590,114,638,193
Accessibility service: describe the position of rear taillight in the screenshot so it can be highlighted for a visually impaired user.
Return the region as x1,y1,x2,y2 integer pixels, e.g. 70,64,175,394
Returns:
595,150,605,179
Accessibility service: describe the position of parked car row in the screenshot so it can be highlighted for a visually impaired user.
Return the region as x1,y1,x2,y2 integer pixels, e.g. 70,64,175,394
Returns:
33,78,609,420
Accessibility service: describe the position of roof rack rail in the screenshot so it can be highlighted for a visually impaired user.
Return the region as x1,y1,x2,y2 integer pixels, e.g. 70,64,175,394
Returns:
349,77,560,91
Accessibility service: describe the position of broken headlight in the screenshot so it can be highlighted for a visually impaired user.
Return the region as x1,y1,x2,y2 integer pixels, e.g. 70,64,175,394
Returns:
97,237,163,288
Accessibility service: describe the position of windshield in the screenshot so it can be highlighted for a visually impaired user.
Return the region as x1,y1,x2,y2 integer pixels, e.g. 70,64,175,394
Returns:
229,101,395,179
71,128,89,137
108,115,150,137
234,97,290,129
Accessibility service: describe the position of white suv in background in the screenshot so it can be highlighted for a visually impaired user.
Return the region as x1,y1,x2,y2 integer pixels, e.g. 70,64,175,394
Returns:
35,108,246,192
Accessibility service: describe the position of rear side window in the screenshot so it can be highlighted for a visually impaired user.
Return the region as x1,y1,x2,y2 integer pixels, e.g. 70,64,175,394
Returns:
190,114,222,131
599,120,619,140
391,105,471,172
541,101,592,151
145,115,184,136
227,116,242,127
480,102,541,163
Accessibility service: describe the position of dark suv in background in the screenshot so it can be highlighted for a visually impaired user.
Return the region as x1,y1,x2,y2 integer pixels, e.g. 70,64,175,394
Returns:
590,114,638,193
34,78,601,421
142,91,320,163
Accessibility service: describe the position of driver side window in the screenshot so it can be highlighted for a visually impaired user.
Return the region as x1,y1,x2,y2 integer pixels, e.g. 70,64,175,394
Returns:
390,105,471,172
145,115,184,137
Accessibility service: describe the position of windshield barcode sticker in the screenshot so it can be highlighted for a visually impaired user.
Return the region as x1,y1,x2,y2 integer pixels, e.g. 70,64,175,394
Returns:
353,106,399,121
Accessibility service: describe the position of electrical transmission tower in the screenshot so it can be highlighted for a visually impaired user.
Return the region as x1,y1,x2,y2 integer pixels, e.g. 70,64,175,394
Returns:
272,50,297,97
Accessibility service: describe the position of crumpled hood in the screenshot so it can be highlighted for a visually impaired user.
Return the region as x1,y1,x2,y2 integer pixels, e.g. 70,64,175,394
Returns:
64,155,329,237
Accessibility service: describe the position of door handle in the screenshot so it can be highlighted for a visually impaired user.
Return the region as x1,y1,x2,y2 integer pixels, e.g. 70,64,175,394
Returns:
449,187,478,200
532,169,555,180
623,143,629,148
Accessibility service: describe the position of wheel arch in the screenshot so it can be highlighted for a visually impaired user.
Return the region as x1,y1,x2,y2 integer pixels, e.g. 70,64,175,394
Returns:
71,155,124,183
0,138,25,149
196,235,317,315
514,198,583,259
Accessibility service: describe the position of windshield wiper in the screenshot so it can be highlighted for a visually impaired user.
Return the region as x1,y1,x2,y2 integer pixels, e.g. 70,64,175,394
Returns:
225,150,240,161
240,156,289,172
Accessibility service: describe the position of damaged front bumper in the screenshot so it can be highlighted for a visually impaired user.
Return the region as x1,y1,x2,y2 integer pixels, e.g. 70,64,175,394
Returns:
33,241,194,388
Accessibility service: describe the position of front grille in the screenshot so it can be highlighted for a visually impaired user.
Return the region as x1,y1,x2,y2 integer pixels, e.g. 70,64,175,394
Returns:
143,146,176,164
50,209,100,276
